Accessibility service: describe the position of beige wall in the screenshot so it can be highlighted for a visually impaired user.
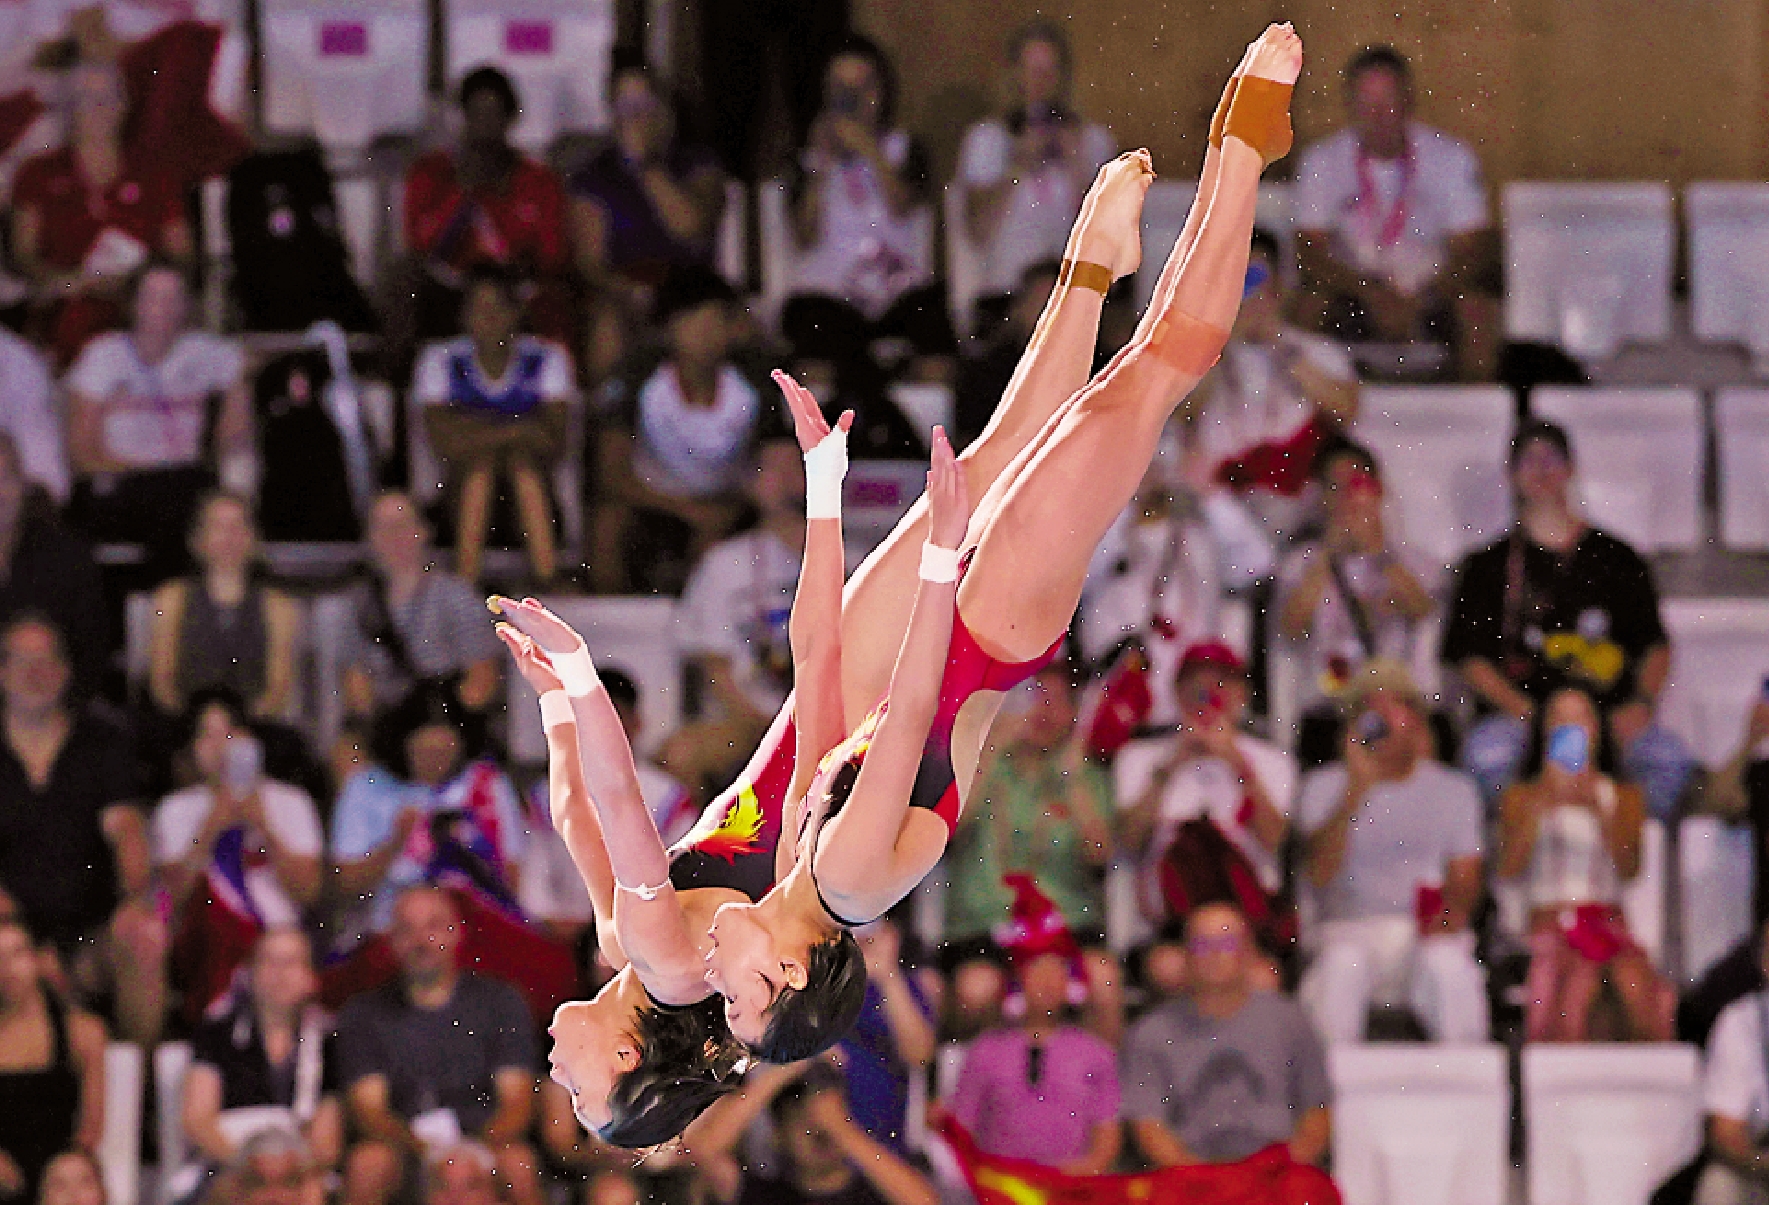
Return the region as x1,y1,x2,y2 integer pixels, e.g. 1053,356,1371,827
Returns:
853,0,1769,190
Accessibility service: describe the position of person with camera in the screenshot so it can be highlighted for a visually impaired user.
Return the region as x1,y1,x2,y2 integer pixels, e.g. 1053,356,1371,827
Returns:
1296,660,1487,1044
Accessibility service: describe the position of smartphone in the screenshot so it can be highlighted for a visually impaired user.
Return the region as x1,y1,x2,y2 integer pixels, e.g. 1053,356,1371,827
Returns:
223,735,263,797
1353,711,1389,746
1546,725,1589,775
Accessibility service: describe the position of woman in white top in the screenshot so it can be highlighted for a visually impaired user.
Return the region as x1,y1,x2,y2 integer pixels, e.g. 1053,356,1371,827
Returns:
1497,687,1674,1042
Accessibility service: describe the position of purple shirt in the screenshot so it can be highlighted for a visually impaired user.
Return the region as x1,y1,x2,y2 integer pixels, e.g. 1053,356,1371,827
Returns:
947,1027,1120,1166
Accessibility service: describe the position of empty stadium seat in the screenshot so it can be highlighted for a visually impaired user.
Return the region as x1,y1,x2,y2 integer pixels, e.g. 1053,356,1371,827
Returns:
1716,388,1769,550
443,0,616,153
1504,183,1674,361
1522,1044,1701,1205
1350,385,1515,570
261,0,429,164
1655,597,1769,768
1329,1044,1509,1205
1680,815,1755,985
100,1042,144,1205
1530,387,1704,553
1687,183,1769,369
1134,180,1295,311
155,1041,195,1202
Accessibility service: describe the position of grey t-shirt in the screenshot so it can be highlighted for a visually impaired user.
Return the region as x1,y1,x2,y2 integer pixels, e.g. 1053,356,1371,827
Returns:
1120,993,1331,1163
334,974,536,1132
1296,760,1484,922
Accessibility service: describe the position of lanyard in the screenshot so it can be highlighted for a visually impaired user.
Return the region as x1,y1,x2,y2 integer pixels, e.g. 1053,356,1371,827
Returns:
1353,142,1414,249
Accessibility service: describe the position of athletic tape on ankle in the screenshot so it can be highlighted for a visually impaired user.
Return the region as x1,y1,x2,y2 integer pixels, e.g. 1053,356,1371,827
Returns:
1151,311,1231,377
1059,258,1114,297
1208,75,1239,150
554,644,600,697
920,543,962,584
803,426,849,520
1223,76,1294,165
539,689,574,729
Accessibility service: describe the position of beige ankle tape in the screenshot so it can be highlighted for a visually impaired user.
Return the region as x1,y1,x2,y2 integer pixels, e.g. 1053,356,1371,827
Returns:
1151,311,1231,377
1208,75,1239,150
1224,76,1294,165
1059,258,1114,296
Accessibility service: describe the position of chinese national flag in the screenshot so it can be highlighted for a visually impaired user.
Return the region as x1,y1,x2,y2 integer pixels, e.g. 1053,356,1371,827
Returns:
935,1115,1342,1205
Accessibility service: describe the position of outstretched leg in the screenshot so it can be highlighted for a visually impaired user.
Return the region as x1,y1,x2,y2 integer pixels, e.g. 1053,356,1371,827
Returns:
957,24,1302,665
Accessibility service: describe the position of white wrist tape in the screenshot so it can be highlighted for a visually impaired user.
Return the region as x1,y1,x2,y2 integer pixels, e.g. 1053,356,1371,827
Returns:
803,426,849,520
538,690,574,729
919,543,962,584
554,644,600,697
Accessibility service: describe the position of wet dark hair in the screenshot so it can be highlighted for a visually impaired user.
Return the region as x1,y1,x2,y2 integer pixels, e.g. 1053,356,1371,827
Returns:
1344,45,1413,90
1511,418,1575,468
752,930,868,1063
458,65,520,116
598,995,744,1148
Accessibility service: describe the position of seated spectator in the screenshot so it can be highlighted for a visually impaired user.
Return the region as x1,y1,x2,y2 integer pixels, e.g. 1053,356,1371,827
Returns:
0,918,106,1202
0,434,109,697
223,1130,327,1205
1122,904,1331,1168
400,68,570,349
1273,444,1436,767
0,616,165,1046
781,36,952,388
1443,420,1696,820
335,888,541,1205
1193,230,1359,544
1695,924,1769,1205
938,952,1009,1044
154,692,323,1023
1115,643,1294,953
340,492,502,726
684,1061,940,1205
180,930,342,1182
331,689,524,943
413,266,575,585
583,1170,641,1205
1297,661,1488,1044
63,261,253,577
953,260,1061,446
1292,46,1500,381
948,662,1113,944
148,493,302,724
10,57,192,368
1127,924,1191,1013
592,269,772,594
569,56,726,381
838,920,934,1152
0,330,70,503
955,23,1115,315
668,436,804,797
1498,687,1674,1042
34,1151,106,1205
421,1143,507,1205
1709,696,1769,931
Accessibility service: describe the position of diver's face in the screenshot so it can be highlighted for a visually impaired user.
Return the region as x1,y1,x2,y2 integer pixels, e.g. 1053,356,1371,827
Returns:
547,995,639,1132
704,903,787,1046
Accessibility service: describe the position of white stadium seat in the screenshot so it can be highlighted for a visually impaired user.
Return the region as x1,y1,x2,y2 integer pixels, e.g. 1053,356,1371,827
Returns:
1350,385,1515,570
262,0,429,164
155,1041,196,1203
1620,817,1669,972
444,0,616,153
1687,183,1769,369
100,1042,143,1205
1522,1044,1701,1205
1655,598,1769,769
1530,387,1704,553
1329,1044,1509,1205
1134,180,1295,311
1716,388,1769,550
1504,183,1674,361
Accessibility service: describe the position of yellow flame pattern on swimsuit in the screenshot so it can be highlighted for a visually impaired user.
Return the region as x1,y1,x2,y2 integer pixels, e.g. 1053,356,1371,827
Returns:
692,783,765,861
816,704,886,779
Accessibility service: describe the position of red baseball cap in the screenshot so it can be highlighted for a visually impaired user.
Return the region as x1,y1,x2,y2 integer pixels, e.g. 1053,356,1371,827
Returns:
1177,640,1246,679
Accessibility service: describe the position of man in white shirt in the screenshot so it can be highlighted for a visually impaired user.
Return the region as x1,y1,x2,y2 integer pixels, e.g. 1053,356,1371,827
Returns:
1699,925,1769,1205
0,328,70,502
1292,46,1500,381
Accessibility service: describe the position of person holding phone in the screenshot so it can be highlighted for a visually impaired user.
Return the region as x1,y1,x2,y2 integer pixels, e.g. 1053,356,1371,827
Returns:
1496,686,1674,1042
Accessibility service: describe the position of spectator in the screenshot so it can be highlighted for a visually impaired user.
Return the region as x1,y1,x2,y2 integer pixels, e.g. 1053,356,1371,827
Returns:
420,1143,504,1205
838,920,934,1151
591,268,771,595
1297,660,1488,1044
569,57,726,381
1122,903,1331,1168
1497,687,1674,1042
781,36,952,385
412,265,575,585
34,1152,106,1205
0,329,70,503
683,1062,940,1205
953,260,1061,446
147,493,302,724
0,918,106,1202
668,436,804,797
340,492,503,725
583,1170,640,1205
947,663,1112,944
223,1130,327,1205
401,67,570,348
946,946,1121,1174
154,691,324,1023
180,930,342,1181
955,23,1116,312
1696,924,1769,1205
1273,443,1436,767
331,688,525,943
1443,419,1696,820
1114,643,1294,950
334,887,540,1205
63,261,253,576
1128,924,1191,1011
0,433,109,697
1292,45,1500,381
697,0,852,182
10,57,193,367
1707,696,1769,931
0,616,165,1046
1194,229,1359,541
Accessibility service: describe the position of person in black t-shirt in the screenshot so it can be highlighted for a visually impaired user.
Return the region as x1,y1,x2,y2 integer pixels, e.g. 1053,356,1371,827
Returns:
683,1063,937,1205
1441,419,1696,817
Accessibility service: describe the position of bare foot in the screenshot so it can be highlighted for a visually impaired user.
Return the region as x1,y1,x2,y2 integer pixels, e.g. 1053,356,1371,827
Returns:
1244,21,1303,85
1066,148,1154,281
